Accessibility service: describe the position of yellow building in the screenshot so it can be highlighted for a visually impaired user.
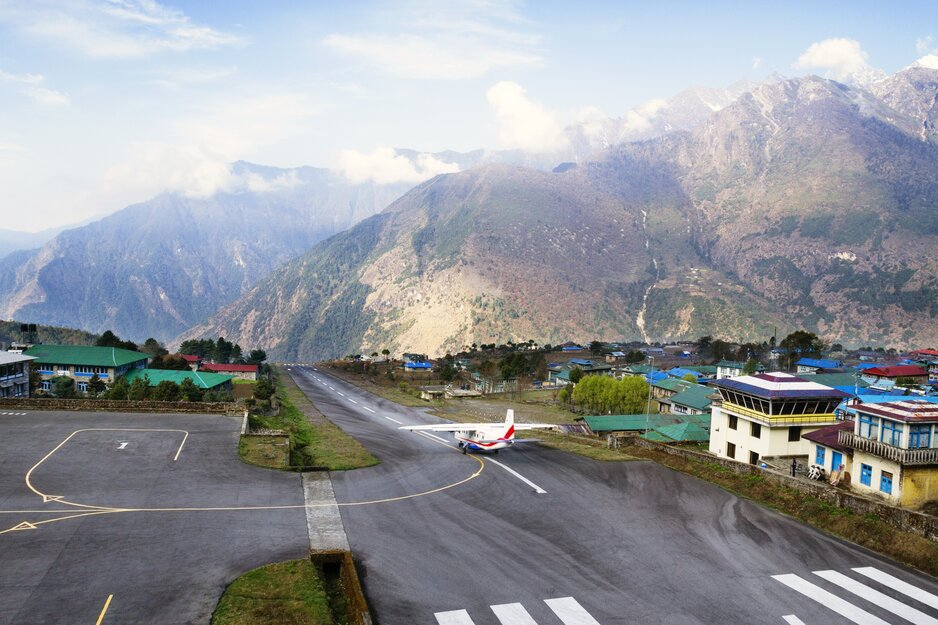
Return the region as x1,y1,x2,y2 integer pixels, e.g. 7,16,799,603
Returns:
839,400,938,509
708,372,848,466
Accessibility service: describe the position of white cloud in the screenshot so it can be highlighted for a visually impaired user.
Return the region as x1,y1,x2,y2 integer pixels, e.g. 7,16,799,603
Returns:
0,68,70,105
752,56,763,69
323,1,541,79
101,93,314,199
794,38,884,84
0,142,26,153
337,147,459,184
916,35,934,55
487,81,569,153
620,98,667,134
0,0,244,58
146,66,238,89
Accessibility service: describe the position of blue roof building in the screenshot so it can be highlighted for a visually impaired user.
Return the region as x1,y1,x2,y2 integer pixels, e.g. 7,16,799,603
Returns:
795,357,842,373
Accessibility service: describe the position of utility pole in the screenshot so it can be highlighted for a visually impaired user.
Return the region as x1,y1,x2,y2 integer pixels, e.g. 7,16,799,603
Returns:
645,356,655,436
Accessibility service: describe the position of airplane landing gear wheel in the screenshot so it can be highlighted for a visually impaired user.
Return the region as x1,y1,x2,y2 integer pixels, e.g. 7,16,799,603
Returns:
462,446,467,454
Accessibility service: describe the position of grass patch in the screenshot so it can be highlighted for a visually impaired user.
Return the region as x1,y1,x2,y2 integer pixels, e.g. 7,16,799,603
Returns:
211,559,334,625
239,435,290,469
624,444,938,577
232,378,255,385
532,431,637,461
270,366,378,471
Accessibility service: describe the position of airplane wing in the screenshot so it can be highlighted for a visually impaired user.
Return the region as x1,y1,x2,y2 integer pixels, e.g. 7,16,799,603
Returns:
512,423,556,430
399,423,487,432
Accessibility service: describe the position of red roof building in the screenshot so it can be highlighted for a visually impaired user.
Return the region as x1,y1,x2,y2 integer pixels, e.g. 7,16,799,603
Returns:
199,363,259,380
862,365,928,381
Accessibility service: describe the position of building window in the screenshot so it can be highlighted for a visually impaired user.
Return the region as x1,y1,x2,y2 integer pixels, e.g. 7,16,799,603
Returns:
860,464,872,486
815,446,826,465
859,414,878,440
788,426,801,442
880,471,893,495
749,451,760,465
751,422,761,439
728,415,738,430
881,420,903,447
909,425,931,449
726,442,736,459
41,380,52,391
76,382,88,393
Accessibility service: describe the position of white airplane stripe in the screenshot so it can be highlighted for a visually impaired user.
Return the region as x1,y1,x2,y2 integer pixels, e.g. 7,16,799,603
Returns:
853,566,938,610
435,609,476,624
772,574,890,625
544,597,601,625
491,602,538,625
814,569,938,625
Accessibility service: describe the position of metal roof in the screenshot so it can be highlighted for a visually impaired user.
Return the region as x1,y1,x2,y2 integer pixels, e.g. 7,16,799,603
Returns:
669,385,715,411
0,352,35,365
714,372,849,400
796,357,841,369
862,365,928,378
25,344,149,368
124,368,233,389
854,399,938,423
802,421,854,451
651,421,710,443
582,413,680,432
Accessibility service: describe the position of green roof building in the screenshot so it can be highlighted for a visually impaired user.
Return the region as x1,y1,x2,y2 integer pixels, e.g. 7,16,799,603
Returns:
645,421,710,443
25,344,149,394
669,384,715,415
125,368,233,391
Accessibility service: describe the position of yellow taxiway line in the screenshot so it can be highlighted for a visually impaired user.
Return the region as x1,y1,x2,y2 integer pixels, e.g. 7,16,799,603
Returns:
95,594,113,625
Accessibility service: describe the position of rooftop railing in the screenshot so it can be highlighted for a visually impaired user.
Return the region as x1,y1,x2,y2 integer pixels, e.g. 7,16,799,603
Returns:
839,430,938,465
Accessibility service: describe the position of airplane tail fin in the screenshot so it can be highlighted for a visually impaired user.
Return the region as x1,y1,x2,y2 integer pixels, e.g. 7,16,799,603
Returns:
505,409,515,439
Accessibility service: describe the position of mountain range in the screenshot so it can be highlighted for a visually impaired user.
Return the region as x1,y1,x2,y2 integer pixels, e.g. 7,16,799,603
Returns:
183,60,938,360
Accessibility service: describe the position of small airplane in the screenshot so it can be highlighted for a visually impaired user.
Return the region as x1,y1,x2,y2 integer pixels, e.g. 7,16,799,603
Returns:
399,409,555,453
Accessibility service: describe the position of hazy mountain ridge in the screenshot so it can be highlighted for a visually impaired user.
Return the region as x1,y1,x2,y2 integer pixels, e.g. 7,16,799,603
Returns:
185,68,938,359
0,163,412,341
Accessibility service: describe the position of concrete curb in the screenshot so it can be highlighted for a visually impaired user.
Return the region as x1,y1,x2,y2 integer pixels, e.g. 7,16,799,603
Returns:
301,472,351,552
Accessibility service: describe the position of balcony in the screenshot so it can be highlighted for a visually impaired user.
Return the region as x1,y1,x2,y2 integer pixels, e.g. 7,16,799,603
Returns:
839,430,938,465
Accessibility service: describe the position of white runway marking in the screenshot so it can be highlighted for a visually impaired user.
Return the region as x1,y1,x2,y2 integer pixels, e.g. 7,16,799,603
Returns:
544,597,601,625
384,416,402,424
117,442,128,450
491,603,538,624
814,569,938,625
435,609,475,624
420,432,448,443
328,386,335,391
782,616,807,625
487,457,547,494
337,392,345,397
348,398,358,404
773,574,890,625
853,567,938,610
364,406,375,413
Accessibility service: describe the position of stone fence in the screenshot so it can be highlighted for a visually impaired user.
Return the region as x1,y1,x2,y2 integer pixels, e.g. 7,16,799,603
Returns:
618,434,938,542
0,397,244,416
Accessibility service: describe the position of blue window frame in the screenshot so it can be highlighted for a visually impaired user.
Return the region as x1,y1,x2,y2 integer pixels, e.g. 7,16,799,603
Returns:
860,464,872,486
859,414,878,440
881,420,902,447
815,446,826,465
909,425,931,449
880,471,893,495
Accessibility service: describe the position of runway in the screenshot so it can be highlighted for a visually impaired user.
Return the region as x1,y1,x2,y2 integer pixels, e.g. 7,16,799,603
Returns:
287,365,938,625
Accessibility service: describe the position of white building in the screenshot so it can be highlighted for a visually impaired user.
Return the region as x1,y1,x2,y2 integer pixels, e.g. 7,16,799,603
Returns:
708,372,848,466
0,351,35,398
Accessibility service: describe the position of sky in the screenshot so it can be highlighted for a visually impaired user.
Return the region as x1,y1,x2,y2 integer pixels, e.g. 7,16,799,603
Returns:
1,0,937,232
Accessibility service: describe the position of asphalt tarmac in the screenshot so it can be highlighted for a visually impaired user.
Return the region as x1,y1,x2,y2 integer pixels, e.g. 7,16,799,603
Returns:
0,411,308,625
287,365,938,625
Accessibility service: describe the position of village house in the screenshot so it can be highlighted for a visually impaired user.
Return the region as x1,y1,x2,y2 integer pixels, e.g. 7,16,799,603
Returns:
668,384,715,417
837,399,938,509
909,349,938,383
861,365,929,387
802,420,855,476
125,369,234,393
0,351,35,398
24,344,149,394
199,362,259,381
715,359,765,379
795,357,842,374
708,372,848,466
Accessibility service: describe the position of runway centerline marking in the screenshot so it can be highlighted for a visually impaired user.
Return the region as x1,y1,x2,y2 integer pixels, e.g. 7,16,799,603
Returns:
348,398,358,404
364,406,375,413
487,457,547,494
384,416,402,424
95,594,113,625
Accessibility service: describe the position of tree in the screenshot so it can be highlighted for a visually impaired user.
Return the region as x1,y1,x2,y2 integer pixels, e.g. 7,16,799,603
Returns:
151,380,181,402
370,351,379,359
568,366,584,384
779,330,826,369
88,373,106,397
179,377,203,402
381,349,391,360
742,357,760,375
625,350,645,364
141,338,168,357
589,340,604,356
51,375,76,398
681,373,698,383
830,343,844,352
28,363,42,395
95,330,138,352
128,376,150,401
247,349,268,364
253,378,275,401
149,354,190,370
106,376,129,400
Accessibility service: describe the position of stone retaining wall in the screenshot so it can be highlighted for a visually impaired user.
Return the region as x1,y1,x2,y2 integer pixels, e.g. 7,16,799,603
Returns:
0,397,243,416
622,435,938,541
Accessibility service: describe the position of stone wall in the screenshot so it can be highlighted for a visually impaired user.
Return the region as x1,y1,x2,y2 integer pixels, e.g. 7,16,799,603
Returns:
622,435,938,542
0,397,243,416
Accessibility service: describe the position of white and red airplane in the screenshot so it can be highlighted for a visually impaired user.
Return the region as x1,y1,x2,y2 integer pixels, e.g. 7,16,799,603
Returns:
399,409,555,454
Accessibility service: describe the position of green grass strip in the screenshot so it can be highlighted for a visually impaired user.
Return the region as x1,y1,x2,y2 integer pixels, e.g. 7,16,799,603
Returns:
211,560,334,625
